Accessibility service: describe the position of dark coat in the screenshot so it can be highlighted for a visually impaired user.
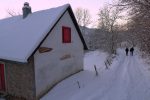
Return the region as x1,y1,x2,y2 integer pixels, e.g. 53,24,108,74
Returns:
130,47,134,52
125,48,129,52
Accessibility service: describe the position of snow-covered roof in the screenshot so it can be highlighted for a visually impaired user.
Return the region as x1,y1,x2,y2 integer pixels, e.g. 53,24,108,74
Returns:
0,4,70,62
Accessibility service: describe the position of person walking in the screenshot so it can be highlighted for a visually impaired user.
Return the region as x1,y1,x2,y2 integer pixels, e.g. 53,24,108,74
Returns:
130,47,134,56
125,47,129,56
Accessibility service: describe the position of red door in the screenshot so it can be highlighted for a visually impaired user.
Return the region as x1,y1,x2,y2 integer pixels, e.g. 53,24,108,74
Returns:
0,63,5,91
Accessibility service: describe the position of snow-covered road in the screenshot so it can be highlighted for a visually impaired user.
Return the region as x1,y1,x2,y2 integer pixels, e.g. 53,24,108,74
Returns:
41,49,150,100
98,50,150,100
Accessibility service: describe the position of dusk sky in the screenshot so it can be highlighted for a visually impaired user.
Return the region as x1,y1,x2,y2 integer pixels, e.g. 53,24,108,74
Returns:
0,0,113,24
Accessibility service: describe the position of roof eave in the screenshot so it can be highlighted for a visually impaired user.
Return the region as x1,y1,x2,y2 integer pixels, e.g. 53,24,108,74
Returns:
67,6,88,50
27,4,88,61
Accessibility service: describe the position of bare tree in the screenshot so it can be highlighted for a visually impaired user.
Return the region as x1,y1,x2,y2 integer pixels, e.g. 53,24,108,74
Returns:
75,8,92,33
75,8,83,26
118,0,150,54
6,9,21,17
98,6,110,31
82,9,91,28
98,5,122,32
98,5,122,54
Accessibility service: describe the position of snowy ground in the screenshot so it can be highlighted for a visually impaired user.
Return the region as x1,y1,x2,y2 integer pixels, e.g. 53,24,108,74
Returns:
41,49,150,100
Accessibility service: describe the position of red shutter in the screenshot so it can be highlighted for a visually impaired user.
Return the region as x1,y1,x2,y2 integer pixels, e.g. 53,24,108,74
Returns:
62,26,71,43
0,63,5,91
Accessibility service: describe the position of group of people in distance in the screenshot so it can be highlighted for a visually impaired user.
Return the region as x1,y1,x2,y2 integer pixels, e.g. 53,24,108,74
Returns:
125,47,134,56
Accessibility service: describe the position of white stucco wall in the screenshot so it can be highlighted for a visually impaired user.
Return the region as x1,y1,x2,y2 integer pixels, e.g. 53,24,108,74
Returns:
34,11,84,97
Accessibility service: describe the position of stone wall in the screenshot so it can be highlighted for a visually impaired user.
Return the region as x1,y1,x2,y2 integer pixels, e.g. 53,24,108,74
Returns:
3,57,36,100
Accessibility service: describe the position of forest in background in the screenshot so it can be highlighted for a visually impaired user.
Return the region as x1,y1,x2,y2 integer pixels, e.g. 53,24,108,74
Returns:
75,0,150,58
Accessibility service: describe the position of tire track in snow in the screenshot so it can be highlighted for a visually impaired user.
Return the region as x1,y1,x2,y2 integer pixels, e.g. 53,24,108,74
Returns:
126,56,150,100
70,51,130,100
70,50,150,100
98,56,131,100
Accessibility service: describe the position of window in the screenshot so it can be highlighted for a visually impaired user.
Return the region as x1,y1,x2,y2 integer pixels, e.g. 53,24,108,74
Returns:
62,26,71,43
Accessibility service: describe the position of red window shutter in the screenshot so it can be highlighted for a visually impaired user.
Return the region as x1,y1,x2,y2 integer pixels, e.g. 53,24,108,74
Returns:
0,63,5,91
62,26,71,43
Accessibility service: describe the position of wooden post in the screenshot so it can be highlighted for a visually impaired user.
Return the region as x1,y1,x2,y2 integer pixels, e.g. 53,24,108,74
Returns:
77,81,80,89
107,60,110,66
105,62,108,69
94,65,98,76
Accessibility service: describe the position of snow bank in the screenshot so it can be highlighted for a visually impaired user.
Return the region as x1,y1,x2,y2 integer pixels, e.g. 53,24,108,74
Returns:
84,50,108,71
41,50,108,100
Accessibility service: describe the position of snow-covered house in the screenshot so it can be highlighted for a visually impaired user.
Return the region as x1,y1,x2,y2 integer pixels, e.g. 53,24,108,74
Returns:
0,2,87,100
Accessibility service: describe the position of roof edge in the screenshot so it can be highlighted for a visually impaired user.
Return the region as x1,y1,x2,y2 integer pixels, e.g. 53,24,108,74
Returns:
67,6,88,50
27,4,88,62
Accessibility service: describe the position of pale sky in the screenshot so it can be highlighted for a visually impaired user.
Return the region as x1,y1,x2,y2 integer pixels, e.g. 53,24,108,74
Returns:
0,0,112,25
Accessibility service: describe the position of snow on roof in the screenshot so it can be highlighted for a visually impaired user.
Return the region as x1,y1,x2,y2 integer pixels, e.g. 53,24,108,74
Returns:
0,4,70,62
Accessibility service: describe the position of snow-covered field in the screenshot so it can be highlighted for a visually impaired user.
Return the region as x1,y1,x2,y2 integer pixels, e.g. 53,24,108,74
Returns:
41,49,150,100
